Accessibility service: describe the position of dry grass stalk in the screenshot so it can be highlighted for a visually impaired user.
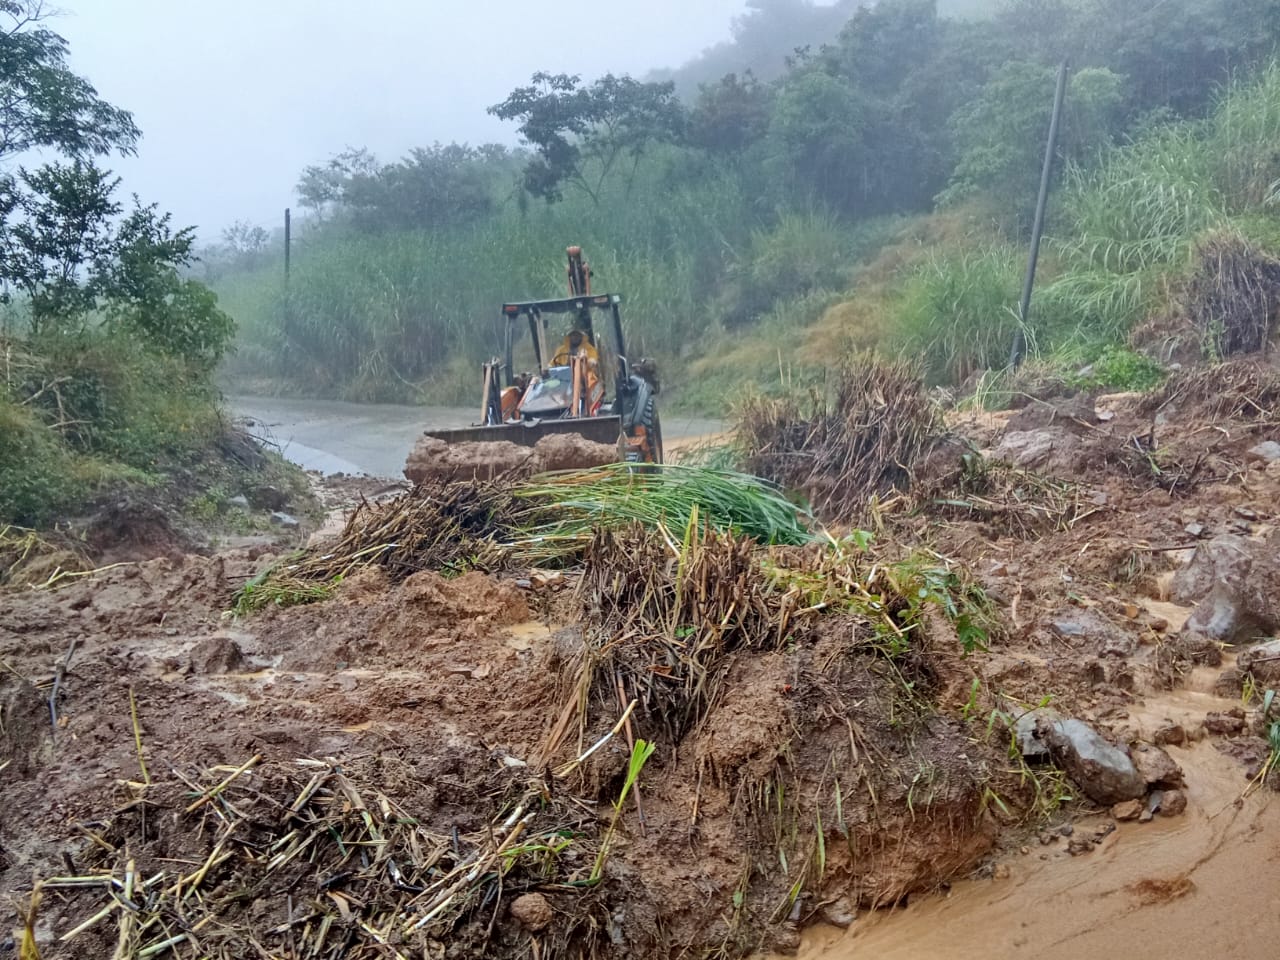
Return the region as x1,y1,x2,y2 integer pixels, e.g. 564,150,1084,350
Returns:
1142,357,1280,423
560,522,902,746
50,757,604,959
917,454,1096,537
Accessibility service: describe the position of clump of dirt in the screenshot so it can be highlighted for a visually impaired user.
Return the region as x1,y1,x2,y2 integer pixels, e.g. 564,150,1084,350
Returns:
404,434,617,483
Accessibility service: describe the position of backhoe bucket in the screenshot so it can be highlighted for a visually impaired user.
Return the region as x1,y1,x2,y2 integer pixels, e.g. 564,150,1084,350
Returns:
420,415,623,449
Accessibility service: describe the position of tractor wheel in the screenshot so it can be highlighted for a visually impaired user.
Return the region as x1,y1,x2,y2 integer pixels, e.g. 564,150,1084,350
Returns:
640,398,663,464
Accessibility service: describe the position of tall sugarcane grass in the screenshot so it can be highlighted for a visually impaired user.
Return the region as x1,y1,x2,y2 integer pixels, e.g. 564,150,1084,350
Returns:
510,463,815,561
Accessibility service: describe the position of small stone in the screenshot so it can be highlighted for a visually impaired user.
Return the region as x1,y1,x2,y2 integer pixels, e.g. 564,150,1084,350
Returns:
1138,809,1154,823
1152,722,1187,747
270,511,299,528
1067,837,1093,856
1059,824,1075,837
1112,799,1143,820
1234,506,1259,521
510,893,554,932
1149,616,1170,633
1246,440,1280,464
1184,522,1206,538
1020,845,1031,855
1094,822,1116,841
1039,832,1055,846
1097,410,1115,423
993,863,1011,880
1111,798,1141,824
1131,742,1184,788
228,495,250,509
1159,788,1188,817
820,898,856,929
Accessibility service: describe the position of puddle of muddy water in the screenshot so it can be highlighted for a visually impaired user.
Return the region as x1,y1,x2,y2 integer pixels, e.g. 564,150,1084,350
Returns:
765,687,1280,960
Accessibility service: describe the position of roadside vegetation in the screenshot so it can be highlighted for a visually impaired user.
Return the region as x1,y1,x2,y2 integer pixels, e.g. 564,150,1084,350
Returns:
210,0,1280,411
0,1,308,537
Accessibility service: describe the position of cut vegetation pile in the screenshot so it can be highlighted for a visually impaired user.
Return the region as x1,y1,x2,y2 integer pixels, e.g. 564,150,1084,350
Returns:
33,755,613,960
1183,231,1280,358
734,356,942,517
236,464,812,611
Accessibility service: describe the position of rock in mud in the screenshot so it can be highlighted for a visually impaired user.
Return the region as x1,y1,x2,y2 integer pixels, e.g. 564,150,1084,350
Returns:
1184,584,1257,644
510,893,554,932
1152,722,1187,747
1170,630,1223,666
820,898,857,929
993,428,1080,470
1238,638,1280,684
270,511,300,528
247,484,291,511
1158,788,1188,817
1047,608,1135,657
1170,535,1252,605
1246,440,1280,464
1204,709,1246,735
187,635,245,675
1037,716,1146,805
1131,742,1184,788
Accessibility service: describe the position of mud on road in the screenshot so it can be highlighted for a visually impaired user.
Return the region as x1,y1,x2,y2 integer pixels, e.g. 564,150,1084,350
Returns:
231,395,724,478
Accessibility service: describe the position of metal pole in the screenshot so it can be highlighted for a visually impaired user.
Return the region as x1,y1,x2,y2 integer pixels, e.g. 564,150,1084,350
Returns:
1011,61,1068,369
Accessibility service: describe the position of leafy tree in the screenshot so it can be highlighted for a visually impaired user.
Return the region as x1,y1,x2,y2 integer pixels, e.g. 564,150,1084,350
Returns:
295,147,380,215
104,203,234,370
0,161,121,331
688,71,773,158
221,220,269,256
489,72,685,204
765,70,867,213
0,1,139,161
0,3,233,367
653,0,859,95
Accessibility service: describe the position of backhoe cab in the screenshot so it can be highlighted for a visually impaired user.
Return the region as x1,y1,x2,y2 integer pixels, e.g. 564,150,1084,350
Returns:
420,246,662,463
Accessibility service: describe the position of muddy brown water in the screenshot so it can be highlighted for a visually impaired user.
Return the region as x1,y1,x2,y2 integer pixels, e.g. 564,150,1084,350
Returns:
229,395,724,478
765,667,1280,960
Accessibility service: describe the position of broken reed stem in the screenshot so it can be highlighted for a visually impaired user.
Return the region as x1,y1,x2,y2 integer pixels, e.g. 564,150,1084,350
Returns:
184,754,262,813
48,636,78,734
554,699,638,779
129,687,150,786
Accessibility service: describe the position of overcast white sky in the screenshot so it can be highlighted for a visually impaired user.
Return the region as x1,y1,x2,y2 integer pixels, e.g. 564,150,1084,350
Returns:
52,0,759,241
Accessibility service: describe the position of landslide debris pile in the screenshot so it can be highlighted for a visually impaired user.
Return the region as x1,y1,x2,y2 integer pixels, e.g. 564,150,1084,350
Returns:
9,520,1022,960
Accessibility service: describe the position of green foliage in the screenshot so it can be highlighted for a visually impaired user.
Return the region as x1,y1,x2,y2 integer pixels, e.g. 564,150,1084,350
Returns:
942,62,1124,216
717,211,854,325
0,397,86,526
511,463,814,560
888,245,1025,384
1070,345,1167,392
878,553,994,655
590,739,657,884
